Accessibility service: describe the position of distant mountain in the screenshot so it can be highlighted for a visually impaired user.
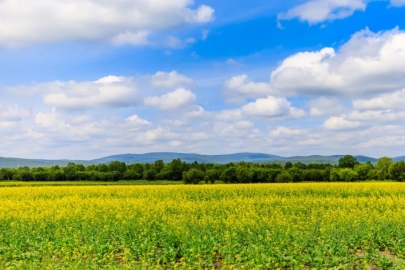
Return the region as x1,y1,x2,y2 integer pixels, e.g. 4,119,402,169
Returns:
0,157,92,169
393,156,405,162
0,152,383,168
282,155,378,164
92,152,283,164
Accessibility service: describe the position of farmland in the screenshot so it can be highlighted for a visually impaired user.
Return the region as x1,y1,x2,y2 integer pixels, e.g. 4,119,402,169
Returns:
1,183,405,269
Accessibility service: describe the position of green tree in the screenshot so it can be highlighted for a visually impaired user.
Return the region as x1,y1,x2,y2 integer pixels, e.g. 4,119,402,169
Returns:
64,162,77,180
204,169,219,184
108,161,127,175
339,168,358,182
183,168,205,184
330,168,340,181
13,171,34,181
142,170,156,181
169,159,185,181
354,163,373,181
376,157,393,180
98,164,109,172
284,162,293,170
236,166,254,183
287,167,302,182
122,170,142,180
154,160,165,174
338,155,359,169
389,161,405,181
52,170,66,181
275,171,293,183
220,167,237,183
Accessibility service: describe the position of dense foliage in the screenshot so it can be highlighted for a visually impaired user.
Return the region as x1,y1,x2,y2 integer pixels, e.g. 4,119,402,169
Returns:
1,183,405,269
1,155,405,183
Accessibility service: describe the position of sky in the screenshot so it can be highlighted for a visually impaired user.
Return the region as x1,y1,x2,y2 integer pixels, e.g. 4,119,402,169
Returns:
1,0,405,159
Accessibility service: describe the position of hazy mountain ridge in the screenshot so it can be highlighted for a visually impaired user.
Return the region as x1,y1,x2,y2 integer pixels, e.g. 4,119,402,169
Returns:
0,153,400,168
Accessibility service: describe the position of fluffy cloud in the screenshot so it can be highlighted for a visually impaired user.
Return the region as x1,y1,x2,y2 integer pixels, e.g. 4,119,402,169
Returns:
278,0,404,24
390,0,405,6
165,36,196,49
144,88,196,110
241,96,305,119
278,0,367,24
151,71,193,88
224,74,272,102
111,31,150,46
353,89,405,110
308,97,345,116
270,28,405,97
126,114,151,125
0,104,30,121
323,116,362,130
0,0,214,47
43,76,139,110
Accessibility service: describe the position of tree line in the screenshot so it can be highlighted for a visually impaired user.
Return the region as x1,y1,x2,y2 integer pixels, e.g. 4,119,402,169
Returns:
1,155,405,183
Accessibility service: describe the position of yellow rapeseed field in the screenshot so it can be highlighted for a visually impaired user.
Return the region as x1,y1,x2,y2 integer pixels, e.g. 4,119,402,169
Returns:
1,183,405,269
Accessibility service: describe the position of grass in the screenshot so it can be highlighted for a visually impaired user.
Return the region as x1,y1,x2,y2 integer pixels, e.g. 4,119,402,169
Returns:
1,182,405,269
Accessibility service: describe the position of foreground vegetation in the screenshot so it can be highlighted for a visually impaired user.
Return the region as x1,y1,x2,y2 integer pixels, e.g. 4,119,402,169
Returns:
1,183,405,269
1,155,405,183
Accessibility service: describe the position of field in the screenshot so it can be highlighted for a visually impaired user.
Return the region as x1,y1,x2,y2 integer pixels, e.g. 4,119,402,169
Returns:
1,183,405,269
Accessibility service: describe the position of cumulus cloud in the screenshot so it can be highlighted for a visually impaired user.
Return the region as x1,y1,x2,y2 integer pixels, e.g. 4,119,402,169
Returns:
126,114,151,125
151,71,193,88
0,104,30,121
224,74,272,102
270,28,405,97
278,0,367,24
144,88,196,110
390,0,405,6
165,36,196,49
353,89,405,110
0,0,214,47
309,97,345,116
323,116,362,130
111,31,150,46
43,76,140,110
241,96,305,119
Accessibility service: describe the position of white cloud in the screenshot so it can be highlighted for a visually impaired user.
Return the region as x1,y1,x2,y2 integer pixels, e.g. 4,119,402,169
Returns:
0,0,214,47
309,97,345,116
270,28,405,97
202,30,209,40
184,5,215,23
348,110,405,123
226,59,241,66
111,31,150,46
353,89,405,110
144,88,196,110
0,104,30,121
278,0,367,24
390,0,405,6
323,116,362,130
165,36,196,49
43,76,139,110
242,96,305,119
224,74,272,102
126,114,151,125
151,71,193,88
270,126,308,137
35,110,58,128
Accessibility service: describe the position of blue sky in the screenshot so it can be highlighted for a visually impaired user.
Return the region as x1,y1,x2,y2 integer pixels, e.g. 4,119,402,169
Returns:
1,0,405,159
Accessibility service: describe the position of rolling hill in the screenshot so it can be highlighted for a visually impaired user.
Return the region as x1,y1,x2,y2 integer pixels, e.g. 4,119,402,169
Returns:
0,152,392,168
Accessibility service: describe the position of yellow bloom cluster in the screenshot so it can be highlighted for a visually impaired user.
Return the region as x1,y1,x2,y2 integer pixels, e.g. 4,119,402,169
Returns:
1,183,405,269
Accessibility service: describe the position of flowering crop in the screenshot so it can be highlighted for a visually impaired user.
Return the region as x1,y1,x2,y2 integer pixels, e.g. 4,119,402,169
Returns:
1,183,405,269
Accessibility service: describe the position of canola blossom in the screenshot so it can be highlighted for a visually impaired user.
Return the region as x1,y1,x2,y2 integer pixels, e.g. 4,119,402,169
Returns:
1,183,405,269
